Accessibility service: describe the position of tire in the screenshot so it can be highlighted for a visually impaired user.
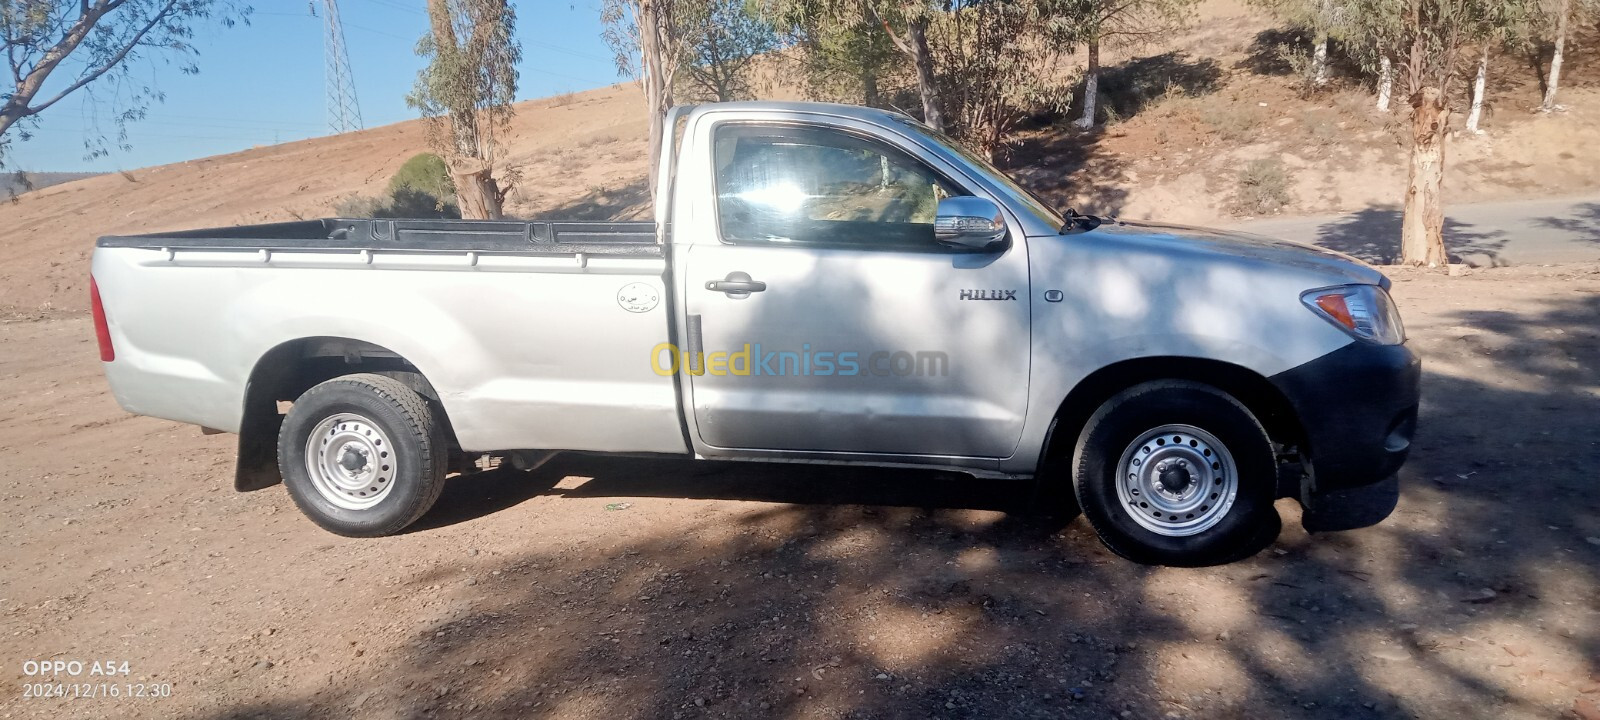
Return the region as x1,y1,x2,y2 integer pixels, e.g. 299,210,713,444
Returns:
1072,380,1278,566
277,373,448,537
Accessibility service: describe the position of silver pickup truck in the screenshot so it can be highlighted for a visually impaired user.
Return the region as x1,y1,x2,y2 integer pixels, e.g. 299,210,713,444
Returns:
91,101,1420,565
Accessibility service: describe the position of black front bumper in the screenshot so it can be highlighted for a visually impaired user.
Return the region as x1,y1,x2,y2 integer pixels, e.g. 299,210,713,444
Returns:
1270,341,1421,492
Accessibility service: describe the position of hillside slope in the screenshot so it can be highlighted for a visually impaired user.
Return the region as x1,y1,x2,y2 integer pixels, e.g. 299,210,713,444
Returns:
2,172,101,197
2,0,1596,317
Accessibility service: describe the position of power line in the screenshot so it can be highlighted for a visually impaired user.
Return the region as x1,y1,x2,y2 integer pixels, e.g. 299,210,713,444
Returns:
22,126,305,142
527,40,613,64
345,20,415,41
355,0,426,15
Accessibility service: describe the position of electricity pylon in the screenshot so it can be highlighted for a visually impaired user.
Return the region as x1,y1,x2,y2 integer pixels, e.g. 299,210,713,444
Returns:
318,0,364,134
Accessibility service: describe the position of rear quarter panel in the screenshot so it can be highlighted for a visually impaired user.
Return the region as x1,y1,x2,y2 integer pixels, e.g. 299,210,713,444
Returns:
92,247,687,454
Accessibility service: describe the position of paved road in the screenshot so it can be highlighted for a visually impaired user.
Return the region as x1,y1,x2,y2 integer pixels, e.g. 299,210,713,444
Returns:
1225,194,1600,266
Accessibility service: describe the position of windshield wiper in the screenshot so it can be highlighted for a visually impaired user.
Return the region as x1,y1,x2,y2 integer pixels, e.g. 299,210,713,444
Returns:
1060,208,1104,234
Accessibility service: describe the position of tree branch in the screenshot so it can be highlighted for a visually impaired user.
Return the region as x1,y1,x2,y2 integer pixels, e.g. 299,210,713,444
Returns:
17,0,179,119
867,5,914,57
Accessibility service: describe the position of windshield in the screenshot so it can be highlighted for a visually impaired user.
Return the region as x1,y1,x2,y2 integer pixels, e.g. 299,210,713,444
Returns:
893,117,1066,232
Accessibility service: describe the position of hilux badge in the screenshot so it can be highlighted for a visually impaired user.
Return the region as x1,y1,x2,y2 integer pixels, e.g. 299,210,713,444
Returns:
960,290,1017,301
617,283,660,313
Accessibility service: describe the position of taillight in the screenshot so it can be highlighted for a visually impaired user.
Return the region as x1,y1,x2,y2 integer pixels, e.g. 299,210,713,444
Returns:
90,276,115,362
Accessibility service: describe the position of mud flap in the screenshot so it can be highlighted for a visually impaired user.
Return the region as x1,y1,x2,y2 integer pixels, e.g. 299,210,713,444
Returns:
1301,475,1400,533
235,397,284,492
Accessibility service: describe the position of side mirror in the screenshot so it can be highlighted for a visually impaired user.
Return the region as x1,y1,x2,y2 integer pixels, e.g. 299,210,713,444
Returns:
934,196,1008,251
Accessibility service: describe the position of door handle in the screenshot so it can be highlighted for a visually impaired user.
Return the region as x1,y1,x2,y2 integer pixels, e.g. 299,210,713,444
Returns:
705,271,766,296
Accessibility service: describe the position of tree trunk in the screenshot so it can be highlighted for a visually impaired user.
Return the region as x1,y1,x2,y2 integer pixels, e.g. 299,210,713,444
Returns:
1376,55,1393,112
862,70,880,107
1312,33,1329,87
907,16,944,132
1400,87,1449,267
1312,0,1333,88
1542,0,1569,111
0,112,20,143
1073,39,1101,129
640,0,675,202
1466,46,1488,133
451,163,504,220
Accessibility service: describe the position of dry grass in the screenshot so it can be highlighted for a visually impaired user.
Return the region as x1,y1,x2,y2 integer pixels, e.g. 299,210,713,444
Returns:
1201,103,1268,142
1233,156,1293,215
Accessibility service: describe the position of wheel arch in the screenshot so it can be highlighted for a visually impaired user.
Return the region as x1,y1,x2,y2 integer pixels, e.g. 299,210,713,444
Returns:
235,336,455,492
1037,356,1304,480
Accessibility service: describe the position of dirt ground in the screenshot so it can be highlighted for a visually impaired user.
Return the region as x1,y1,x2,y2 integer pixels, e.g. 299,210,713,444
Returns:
2,263,1597,720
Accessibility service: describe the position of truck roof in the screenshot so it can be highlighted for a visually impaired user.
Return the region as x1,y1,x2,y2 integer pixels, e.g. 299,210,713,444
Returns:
686,101,915,125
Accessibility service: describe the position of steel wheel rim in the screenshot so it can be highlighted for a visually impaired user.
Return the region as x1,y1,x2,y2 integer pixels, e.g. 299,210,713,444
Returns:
305,412,397,510
1115,424,1238,537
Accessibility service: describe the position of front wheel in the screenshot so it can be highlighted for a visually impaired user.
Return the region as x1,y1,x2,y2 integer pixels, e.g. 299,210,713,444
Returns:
1073,381,1279,566
278,373,448,537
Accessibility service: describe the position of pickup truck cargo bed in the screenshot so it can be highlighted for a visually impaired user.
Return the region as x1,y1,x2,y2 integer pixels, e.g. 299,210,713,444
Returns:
97,218,661,256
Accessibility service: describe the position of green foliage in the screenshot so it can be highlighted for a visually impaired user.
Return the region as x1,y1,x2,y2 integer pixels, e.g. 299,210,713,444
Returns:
1047,0,1200,45
1338,0,1537,94
333,188,460,220
1234,157,1293,215
333,194,386,219
679,0,780,101
1272,37,1321,92
335,157,461,219
407,0,520,161
387,153,456,201
773,2,901,106
1247,0,1339,36
0,0,252,167
932,0,1079,156
767,0,1198,155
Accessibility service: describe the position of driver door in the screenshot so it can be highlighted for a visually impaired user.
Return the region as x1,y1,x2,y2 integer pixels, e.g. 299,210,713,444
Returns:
679,121,1032,459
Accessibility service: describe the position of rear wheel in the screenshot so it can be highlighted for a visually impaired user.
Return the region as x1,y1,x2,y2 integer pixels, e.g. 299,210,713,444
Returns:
1073,380,1279,566
278,373,447,537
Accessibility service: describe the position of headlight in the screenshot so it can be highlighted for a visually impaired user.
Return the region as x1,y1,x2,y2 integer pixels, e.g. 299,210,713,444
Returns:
1301,284,1406,345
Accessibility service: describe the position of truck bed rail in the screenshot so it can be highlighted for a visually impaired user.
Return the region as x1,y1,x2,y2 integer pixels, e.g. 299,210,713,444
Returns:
97,218,662,257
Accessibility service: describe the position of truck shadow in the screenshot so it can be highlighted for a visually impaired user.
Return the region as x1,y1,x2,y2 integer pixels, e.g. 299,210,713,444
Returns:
413,452,1068,537
422,450,1395,544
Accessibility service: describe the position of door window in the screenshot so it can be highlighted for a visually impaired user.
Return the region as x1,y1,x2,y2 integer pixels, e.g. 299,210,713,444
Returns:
713,124,964,250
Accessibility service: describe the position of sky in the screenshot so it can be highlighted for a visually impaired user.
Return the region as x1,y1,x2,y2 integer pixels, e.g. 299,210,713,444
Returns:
7,1,626,173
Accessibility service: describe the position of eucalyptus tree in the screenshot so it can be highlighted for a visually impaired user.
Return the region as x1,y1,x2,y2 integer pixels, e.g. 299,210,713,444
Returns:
602,0,695,199
932,0,1077,155
1343,0,1535,266
769,0,900,107
769,0,949,129
1249,0,1344,91
410,0,520,220
0,0,251,166
679,0,779,102
1464,1,1531,132
1537,0,1576,111
1050,0,1197,128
